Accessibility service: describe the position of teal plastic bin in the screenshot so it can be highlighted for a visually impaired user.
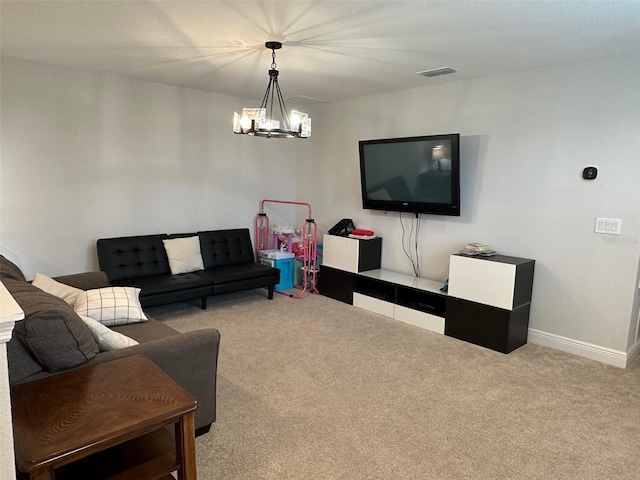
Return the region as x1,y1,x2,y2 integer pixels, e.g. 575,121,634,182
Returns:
260,256,294,291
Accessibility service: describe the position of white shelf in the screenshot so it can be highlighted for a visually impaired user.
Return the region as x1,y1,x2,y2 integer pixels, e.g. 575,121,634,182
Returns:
358,269,445,296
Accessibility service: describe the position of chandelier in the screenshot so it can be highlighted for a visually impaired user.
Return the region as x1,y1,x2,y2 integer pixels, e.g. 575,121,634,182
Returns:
233,41,311,138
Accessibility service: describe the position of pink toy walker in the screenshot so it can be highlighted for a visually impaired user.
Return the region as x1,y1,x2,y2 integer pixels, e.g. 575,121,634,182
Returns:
254,199,319,298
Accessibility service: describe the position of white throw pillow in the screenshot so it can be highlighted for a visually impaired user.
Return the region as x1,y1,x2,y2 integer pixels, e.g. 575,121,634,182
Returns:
79,315,139,351
162,236,205,275
31,273,84,307
74,286,148,327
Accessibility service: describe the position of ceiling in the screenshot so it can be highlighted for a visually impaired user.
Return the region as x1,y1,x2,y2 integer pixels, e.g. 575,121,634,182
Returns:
2,1,640,104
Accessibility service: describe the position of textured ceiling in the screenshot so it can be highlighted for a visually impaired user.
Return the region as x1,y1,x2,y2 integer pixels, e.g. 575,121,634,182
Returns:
2,1,640,104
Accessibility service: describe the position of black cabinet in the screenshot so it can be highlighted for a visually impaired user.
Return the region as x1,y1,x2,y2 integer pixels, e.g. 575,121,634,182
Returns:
317,265,355,304
445,254,535,353
446,298,531,353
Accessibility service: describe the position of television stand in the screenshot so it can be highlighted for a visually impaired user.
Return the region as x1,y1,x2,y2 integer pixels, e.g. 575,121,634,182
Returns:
353,269,446,334
318,235,535,353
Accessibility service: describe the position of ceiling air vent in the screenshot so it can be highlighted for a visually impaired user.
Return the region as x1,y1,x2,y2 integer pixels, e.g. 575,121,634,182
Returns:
416,67,457,78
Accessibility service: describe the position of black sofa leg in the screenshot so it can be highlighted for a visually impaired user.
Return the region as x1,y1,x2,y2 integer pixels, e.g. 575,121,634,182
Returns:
195,423,211,437
201,296,207,310
268,285,274,299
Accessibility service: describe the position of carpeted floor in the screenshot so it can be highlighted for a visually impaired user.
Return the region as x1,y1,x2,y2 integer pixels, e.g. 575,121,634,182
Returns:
148,290,640,480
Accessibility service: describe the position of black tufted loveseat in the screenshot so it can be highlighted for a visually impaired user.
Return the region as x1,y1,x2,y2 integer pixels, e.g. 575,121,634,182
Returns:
97,228,280,309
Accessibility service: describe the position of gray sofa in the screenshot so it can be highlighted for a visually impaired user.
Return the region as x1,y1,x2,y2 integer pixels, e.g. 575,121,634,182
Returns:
97,228,280,309
1,255,220,436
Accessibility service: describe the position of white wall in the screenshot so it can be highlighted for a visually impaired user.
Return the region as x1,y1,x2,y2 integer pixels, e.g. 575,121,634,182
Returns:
299,55,640,358
0,57,299,278
3,54,640,365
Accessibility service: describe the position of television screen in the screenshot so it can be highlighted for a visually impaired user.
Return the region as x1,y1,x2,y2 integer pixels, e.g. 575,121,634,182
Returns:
358,133,460,216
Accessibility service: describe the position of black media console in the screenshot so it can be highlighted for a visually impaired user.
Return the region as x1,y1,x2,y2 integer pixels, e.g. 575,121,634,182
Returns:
318,234,535,354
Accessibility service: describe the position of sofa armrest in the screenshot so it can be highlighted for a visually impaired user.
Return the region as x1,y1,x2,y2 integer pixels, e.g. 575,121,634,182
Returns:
53,271,111,290
86,328,220,429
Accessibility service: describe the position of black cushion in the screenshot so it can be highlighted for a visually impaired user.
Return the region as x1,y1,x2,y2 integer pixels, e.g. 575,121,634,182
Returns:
198,229,255,268
97,234,170,281
137,286,213,308
197,263,279,284
209,272,280,296
4,279,98,372
111,272,211,297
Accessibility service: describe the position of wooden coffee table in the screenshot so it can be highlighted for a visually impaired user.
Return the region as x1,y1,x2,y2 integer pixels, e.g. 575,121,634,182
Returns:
11,354,198,480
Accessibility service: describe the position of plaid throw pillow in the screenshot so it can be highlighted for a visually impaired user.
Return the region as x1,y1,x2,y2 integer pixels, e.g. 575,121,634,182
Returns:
75,286,148,327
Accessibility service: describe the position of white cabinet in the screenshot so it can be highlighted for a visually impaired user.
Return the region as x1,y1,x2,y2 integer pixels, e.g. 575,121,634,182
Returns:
449,255,518,309
322,235,359,272
322,234,382,273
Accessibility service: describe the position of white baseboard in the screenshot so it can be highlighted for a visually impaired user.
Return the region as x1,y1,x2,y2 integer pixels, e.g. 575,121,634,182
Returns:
528,329,629,369
627,340,640,366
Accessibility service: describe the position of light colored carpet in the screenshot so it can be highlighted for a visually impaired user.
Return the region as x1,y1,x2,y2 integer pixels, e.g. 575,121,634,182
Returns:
148,290,640,480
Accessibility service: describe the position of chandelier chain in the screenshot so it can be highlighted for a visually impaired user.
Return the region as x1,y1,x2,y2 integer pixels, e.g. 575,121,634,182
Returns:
271,49,277,70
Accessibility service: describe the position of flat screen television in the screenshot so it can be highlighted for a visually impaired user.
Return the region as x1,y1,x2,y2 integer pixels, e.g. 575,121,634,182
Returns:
358,133,460,216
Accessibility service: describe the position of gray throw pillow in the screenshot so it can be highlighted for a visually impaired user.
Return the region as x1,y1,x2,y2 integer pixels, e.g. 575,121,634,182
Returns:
6,331,43,384
4,279,98,372
0,254,26,281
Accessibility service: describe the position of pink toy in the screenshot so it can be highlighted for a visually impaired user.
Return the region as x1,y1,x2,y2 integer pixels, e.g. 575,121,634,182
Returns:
276,233,292,252
254,199,318,298
292,241,304,256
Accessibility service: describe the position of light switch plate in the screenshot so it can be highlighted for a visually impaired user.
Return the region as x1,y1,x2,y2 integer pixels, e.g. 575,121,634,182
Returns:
594,217,621,235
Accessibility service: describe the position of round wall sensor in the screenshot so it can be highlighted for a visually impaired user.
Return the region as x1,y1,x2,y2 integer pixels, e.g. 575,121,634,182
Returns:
582,166,598,180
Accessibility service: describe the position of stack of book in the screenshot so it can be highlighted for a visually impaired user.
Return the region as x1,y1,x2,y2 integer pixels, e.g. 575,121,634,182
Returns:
459,242,496,257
